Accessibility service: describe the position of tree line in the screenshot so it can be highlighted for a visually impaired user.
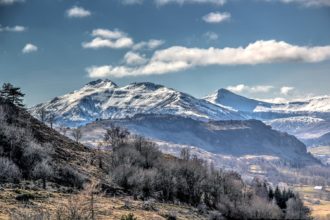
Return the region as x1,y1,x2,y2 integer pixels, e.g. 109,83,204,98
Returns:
90,124,312,220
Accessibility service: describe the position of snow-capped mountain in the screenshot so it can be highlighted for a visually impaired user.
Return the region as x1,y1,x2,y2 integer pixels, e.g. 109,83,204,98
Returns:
31,79,244,127
205,88,272,113
204,89,330,143
31,79,323,168
206,88,330,116
31,79,330,148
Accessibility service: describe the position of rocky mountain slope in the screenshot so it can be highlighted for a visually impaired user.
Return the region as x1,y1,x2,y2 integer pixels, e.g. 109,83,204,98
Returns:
80,114,318,166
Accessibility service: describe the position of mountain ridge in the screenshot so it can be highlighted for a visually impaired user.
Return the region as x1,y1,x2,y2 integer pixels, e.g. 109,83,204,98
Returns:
31,79,244,127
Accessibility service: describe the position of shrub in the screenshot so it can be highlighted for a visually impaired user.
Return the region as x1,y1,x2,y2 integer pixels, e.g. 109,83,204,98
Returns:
120,213,137,220
285,197,312,220
10,208,51,220
0,157,21,183
32,160,54,189
57,165,86,189
162,212,177,220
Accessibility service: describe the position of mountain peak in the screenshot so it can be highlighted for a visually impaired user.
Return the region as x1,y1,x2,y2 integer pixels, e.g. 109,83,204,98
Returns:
215,88,236,97
128,82,165,90
205,88,271,112
86,79,118,88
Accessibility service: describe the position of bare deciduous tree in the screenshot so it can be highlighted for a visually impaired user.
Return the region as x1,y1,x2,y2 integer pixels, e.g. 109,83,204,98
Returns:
0,157,21,183
72,128,83,143
48,113,56,129
39,107,47,123
32,159,54,189
103,124,129,149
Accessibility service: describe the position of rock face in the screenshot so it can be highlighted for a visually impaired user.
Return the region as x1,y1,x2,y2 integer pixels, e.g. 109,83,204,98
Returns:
81,114,319,166
31,80,244,127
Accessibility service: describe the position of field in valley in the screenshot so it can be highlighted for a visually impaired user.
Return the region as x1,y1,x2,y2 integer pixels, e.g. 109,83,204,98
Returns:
294,185,330,220
308,146,330,165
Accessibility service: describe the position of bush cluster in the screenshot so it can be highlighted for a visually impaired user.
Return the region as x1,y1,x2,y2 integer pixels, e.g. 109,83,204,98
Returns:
0,100,85,189
104,125,312,220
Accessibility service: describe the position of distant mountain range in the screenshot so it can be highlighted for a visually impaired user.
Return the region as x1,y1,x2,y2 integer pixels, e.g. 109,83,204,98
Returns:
30,79,330,167
205,88,330,144
31,79,330,145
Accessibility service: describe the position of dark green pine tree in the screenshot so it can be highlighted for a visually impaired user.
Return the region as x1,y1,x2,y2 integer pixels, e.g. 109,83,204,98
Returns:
0,83,25,107
268,187,274,201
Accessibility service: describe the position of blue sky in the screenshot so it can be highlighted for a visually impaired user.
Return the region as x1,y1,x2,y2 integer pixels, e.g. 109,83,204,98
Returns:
0,0,330,106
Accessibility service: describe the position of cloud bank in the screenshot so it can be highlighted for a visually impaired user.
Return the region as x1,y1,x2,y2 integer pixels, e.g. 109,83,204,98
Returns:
83,28,164,51
82,29,133,49
86,40,330,78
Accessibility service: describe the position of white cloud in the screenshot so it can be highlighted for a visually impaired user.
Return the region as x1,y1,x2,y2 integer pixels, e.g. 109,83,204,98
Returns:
92,29,126,39
83,28,163,51
82,37,134,49
124,51,148,65
22,43,38,54
82,29,134,49
227,84,274,93
202,12,231,23
280,86,295,95
203,31,219,41
86,40,330,78
66,6,91,18
0,0,24,5
265,0,330,7
133,39,165,50
0,25,26,32
155,0,226,6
